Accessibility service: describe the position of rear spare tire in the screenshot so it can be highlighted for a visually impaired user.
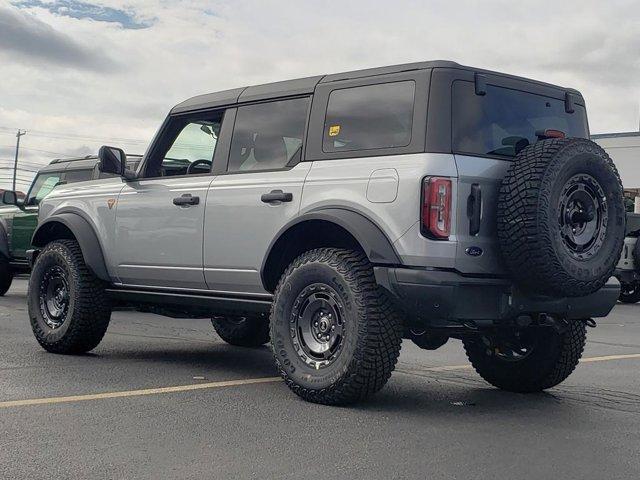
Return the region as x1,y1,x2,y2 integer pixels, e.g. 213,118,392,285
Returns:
498,138,625,297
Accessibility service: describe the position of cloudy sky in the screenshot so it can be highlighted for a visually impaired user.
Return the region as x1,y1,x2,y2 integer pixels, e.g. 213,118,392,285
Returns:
0,0,638,191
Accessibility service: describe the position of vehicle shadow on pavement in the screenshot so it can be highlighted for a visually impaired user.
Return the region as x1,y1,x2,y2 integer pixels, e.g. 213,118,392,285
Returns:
91,343,279,378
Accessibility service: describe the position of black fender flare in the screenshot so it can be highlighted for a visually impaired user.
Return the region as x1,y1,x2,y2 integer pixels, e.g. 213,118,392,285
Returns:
260,208,401,287
31,213,110,281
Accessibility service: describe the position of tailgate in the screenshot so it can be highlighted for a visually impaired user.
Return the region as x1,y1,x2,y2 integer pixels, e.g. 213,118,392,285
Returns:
454,154,510,275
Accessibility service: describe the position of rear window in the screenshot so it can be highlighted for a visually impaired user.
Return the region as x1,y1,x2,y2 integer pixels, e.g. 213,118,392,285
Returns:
323,81,415,153
452,82,588,158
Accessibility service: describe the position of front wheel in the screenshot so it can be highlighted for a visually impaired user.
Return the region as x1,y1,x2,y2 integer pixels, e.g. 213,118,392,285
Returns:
463,321,586,393
28,239,111,354
619,282,640,303
0,255,13,296
270,248,403,405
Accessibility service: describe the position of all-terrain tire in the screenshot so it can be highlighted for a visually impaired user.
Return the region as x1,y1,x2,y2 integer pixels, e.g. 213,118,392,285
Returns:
270,248,403,405
211,315,270,347
0,254,13,296
28,239,111,354
619,282,640,304
463,321,587,393
497,138,625,297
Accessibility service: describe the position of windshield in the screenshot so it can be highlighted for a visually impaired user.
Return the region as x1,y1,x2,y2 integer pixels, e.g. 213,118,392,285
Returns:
452,82,589,158
25,172,63,206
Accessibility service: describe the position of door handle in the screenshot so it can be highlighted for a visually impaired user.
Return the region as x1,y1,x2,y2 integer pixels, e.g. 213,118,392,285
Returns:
261,190,293,203
173,194,200,206
467,184,482,236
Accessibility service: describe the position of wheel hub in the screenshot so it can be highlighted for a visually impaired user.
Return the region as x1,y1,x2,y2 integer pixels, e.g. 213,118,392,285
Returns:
558,173,607,260
290,283,345,369
39,265,70,329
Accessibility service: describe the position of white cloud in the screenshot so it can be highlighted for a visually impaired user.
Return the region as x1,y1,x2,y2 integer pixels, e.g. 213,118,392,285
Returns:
1,0,639,190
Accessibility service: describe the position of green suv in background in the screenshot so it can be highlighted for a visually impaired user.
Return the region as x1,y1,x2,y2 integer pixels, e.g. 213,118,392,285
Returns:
0,154,141,295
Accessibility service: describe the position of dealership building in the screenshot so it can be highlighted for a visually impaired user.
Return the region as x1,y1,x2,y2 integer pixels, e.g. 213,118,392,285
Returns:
592,131,640,210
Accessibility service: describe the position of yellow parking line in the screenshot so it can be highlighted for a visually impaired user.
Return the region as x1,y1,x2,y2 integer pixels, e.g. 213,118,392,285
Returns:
580,353,640,363
398,353,640,373
0,377,280,409
2,353,640,410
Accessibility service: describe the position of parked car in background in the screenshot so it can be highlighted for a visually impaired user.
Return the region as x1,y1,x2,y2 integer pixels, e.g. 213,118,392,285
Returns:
0,154,141,295
615,213,640,303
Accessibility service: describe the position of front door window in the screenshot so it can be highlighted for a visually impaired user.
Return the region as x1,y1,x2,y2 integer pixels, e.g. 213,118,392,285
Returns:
144,113,223,178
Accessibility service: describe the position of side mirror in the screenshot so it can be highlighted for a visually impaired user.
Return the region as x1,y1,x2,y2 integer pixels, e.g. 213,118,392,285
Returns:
2,190,18,206
98,145,126,176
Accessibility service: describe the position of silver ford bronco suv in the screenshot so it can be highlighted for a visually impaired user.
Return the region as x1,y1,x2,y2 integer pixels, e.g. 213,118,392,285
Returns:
27,61,625,405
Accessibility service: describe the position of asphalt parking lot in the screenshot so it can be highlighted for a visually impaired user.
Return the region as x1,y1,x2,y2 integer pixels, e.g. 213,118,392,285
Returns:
1,278,639,479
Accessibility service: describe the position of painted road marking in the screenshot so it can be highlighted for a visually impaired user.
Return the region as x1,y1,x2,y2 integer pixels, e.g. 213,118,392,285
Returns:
580,353,640,363
2,353,640,409
0,377,280,409
399,352,640,374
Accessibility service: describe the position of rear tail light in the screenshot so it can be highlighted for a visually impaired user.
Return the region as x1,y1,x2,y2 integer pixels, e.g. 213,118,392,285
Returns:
422,177,452,239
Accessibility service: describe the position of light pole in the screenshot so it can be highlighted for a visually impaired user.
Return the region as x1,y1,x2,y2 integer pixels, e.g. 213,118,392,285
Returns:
13,129,26,192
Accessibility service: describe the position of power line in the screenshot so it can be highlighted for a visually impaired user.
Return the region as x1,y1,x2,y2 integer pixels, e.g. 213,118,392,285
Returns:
0,144,78,158
0,126,149,146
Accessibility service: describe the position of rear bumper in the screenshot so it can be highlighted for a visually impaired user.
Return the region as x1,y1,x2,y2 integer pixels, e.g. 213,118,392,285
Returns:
374,267,620,328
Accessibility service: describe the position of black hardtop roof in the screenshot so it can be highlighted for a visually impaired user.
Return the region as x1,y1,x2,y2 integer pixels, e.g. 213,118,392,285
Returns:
171,60,582,114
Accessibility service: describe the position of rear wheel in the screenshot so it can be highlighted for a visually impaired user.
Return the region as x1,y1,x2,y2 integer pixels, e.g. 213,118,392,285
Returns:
463,321,586,393
0,255,13,296
270,248,403,405
619,282,640,304
28,239,111,354
211,315,270,347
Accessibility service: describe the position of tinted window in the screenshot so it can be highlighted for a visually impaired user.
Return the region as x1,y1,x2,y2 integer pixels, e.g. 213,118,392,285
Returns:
228,97,309,173
323,81,415,153
452,82,588,158
25,172,63,206
64,169,93,183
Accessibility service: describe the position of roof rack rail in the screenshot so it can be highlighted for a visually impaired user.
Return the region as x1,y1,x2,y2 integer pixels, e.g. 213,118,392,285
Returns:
49,155,98,165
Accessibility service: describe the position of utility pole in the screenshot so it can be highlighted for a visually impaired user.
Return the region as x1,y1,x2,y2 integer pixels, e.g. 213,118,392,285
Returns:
13,129,26,192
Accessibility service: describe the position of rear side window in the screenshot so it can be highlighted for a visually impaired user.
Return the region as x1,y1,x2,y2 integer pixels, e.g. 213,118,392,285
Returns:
323,81,415,153
228,97,310,173
64,169,93,183
452,82,588,158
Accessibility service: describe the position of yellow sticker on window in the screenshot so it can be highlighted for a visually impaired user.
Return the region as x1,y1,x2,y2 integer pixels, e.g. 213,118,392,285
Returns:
328,125,341,137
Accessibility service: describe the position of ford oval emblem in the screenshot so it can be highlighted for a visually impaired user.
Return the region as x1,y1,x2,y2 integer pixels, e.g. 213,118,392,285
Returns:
465,246,483,257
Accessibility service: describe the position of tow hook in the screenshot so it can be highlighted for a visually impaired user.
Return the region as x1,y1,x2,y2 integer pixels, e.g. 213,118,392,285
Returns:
583,318,597,329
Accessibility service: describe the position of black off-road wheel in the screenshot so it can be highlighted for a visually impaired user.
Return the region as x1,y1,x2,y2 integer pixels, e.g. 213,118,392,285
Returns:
619,282,640,304
270,248,403,406
211,314,270,347
0,254,13,296
28,239,111,354
463,321,587,393
498,138,625,297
